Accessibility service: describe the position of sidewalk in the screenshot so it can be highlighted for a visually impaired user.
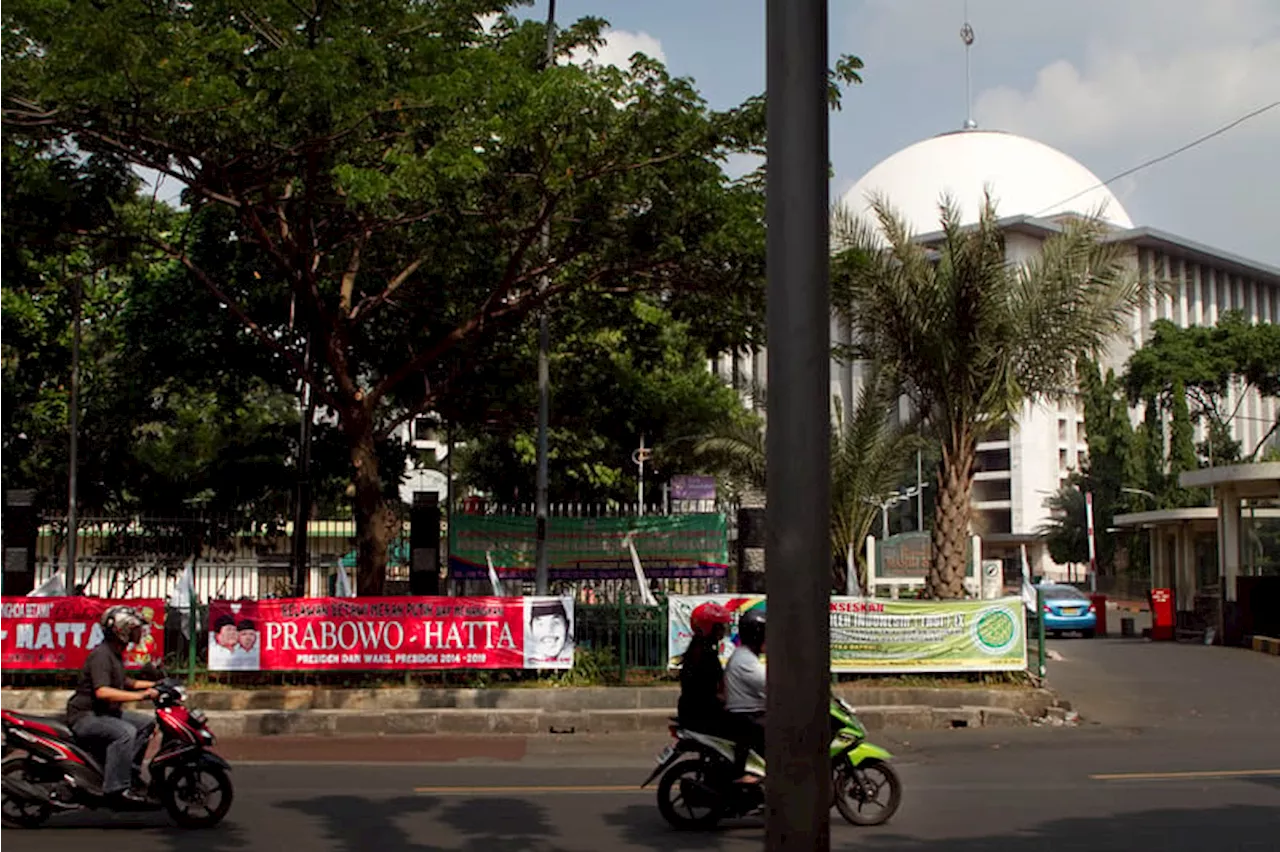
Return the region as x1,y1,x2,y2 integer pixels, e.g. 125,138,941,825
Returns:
1,684,1060,736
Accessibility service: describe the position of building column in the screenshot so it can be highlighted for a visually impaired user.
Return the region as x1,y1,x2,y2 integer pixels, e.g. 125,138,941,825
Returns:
1177,523,1196,611
1218,489,1242,603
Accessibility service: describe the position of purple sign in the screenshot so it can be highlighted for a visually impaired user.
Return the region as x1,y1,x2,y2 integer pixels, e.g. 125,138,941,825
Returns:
671,475,717,501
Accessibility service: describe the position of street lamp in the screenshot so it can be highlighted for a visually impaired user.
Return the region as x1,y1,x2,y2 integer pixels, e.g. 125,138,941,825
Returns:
863,484,928,539
1122,487,1157,504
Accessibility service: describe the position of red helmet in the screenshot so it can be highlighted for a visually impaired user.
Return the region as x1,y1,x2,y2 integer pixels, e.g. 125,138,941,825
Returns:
691,602,731,637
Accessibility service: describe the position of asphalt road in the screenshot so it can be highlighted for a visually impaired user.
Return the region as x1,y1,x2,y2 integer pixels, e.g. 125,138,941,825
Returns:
5,637,1278,850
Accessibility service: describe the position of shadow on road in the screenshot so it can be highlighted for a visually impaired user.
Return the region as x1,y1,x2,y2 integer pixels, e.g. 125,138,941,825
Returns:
849,803,1280,852
1,812,252,852
438,796,559,852
602,802,763,851
279,794,445,851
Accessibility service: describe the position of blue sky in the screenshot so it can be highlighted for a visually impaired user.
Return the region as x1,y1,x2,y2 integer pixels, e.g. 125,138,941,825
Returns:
539,0,1280,266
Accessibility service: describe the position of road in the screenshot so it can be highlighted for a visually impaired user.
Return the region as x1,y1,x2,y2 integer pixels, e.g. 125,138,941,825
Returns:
4,637,1278,850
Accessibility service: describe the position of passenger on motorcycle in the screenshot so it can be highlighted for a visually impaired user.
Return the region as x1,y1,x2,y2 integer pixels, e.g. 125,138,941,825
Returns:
724,606,766,784
65,605,160,804
678,603,732,734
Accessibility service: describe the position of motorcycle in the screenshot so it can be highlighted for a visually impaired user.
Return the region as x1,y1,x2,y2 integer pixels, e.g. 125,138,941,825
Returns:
642,696,901,830
1,677,233,829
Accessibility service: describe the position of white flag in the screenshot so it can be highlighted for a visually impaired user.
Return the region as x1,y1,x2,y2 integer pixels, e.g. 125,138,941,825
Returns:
28,571,67,597
485,551,504,597
1020,544,1037,612
335,562,356,597
168,561,198,637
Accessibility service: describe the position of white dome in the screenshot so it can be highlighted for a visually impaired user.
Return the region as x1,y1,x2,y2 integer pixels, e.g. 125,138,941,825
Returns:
841,130,1133,235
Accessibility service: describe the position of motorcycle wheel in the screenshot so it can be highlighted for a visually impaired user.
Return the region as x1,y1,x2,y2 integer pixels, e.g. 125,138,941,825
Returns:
656,759,724,831
833,758,901,826
161,763,234,829
2,762,52,828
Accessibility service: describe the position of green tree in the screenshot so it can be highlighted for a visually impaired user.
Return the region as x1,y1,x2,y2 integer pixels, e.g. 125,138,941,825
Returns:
831,194,1146,598
455,293,752,504
4,1,771,593
1038,482,1090,567
1125,312,1280,463
691,366,921,593
829,368,925,593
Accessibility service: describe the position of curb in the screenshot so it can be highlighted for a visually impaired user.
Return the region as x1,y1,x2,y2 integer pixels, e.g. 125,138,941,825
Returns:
191,705,1033,737
0,685,1057,716
1250,636,1280,656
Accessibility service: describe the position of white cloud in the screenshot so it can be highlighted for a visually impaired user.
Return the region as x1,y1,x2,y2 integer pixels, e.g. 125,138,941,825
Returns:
976,40,1280,149
569,29,666,70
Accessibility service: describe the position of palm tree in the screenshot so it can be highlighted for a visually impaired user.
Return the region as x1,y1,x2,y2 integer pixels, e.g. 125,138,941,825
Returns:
831,192,1149,598
692,367,922,592
1036,481,1090,567
830,367,925,593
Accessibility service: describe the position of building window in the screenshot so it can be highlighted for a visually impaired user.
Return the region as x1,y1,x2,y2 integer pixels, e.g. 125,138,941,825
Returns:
1077,449,1087,468
1059,449,1069,471
1077,420,1086,441
1058,419,1068,442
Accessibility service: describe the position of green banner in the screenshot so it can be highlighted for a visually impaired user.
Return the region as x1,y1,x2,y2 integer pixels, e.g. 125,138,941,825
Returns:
449,514,728,579
668,595,1026,673
829,597,1025,672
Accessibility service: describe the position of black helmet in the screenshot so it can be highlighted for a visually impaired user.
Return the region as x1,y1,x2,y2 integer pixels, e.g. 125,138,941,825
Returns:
738,606,766,649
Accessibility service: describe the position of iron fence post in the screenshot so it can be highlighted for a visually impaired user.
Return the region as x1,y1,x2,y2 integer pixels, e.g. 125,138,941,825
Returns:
1037,587,1046,681
618,601,628,685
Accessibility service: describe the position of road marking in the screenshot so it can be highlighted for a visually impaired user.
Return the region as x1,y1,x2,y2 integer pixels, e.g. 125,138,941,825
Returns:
413,784,645,795
1091,769,1280,782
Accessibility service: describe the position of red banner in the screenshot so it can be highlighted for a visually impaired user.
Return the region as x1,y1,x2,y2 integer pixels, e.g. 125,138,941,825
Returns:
0,597,166,670
206,596,575,671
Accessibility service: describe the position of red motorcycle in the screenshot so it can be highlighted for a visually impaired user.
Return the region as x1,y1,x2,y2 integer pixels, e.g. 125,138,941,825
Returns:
1,678,233,828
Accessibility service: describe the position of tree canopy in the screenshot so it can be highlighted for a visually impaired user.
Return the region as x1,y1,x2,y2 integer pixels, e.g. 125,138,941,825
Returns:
3,0,770,593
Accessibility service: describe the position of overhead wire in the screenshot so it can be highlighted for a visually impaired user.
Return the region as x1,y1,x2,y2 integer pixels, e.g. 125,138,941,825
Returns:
1034,99,1280,217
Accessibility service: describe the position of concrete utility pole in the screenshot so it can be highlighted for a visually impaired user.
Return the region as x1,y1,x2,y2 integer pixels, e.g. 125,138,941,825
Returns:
765,0,832,848
534,0,557,596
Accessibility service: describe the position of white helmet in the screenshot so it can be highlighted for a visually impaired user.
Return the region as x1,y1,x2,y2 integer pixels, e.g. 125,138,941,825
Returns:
101,605,145,645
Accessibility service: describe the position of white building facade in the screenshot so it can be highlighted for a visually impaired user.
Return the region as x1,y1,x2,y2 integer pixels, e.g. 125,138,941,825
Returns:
714,128,1280,579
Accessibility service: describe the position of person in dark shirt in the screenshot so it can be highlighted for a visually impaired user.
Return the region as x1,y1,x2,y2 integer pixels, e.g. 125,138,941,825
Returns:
65,606,159,804
678,602,732,734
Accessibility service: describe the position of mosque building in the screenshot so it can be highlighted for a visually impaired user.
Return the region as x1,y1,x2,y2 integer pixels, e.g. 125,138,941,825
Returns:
714,104,1279,582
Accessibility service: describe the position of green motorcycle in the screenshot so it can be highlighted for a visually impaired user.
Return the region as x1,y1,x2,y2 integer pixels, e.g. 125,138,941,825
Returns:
642,696,901,829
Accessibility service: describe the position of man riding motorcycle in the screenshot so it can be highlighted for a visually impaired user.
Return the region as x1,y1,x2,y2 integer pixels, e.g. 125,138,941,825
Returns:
724,606,766,784
678,602,732,735
64,606,159,805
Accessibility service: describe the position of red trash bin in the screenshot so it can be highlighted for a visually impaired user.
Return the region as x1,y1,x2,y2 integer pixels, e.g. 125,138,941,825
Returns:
1089,594,1108,637
1149,588,1175,641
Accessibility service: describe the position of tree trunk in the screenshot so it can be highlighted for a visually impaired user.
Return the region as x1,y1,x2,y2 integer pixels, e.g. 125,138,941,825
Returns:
928,433,975,599
348,417,396,597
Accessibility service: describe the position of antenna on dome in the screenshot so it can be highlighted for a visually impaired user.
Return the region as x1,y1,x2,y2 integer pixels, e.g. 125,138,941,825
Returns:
961,1,976,129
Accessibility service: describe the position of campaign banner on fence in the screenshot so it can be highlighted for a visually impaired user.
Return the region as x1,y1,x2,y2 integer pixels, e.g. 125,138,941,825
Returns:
206,596,575,671
0,597,166,670
667,595,1026,673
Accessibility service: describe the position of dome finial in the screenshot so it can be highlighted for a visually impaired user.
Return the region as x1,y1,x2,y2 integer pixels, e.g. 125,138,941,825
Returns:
961,3,976,130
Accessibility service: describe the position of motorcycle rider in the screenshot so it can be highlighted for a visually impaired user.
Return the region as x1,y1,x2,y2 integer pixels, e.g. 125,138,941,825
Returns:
678,602,732,734
65,605,159,805
724,606,766,784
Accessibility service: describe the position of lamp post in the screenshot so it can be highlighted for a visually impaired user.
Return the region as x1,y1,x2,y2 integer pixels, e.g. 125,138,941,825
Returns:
765,0,831,848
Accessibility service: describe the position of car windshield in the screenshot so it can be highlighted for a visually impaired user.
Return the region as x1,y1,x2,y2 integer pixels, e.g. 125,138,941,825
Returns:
1041,586,1088,602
